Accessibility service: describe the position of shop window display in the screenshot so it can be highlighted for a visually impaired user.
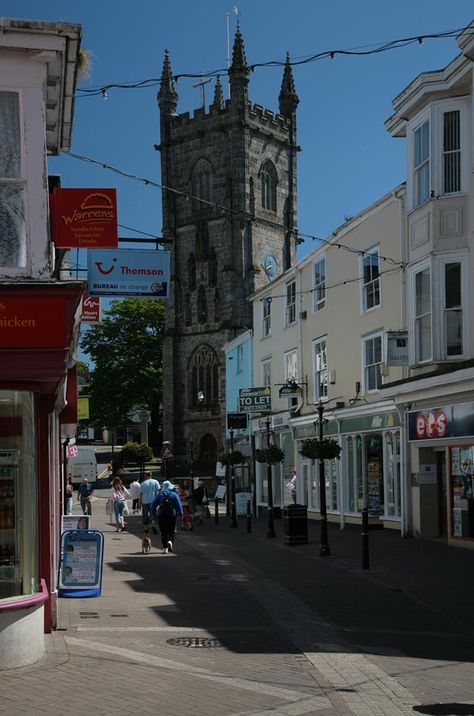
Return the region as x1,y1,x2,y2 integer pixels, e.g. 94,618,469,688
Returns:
450,446,474,539
0,391,37,599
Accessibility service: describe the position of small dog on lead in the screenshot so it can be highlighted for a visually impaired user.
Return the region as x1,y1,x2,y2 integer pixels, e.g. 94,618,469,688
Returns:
142,534,152,554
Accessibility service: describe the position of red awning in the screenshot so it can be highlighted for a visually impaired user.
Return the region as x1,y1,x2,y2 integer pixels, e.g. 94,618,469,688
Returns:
0,283,83,397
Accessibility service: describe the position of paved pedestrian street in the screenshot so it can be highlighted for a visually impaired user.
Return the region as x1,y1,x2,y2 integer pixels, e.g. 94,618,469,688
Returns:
2,490,474,715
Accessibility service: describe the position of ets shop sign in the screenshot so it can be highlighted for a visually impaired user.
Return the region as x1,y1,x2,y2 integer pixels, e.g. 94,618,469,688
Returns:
408,402,474,441
50,188,118,248
239,387,272,413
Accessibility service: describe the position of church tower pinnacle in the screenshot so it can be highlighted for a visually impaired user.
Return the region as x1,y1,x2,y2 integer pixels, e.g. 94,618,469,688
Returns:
279,52,299,118
228,22,249,106
212,76,224,110
158,49,178,115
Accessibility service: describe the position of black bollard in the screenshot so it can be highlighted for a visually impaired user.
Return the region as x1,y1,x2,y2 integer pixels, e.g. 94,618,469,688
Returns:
361,507,370,570
214,497,219,525
246,499,252,533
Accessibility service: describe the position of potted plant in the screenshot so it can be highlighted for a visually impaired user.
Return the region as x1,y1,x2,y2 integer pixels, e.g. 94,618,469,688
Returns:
219,450,246,466
299,438,342,461
255,444,285,464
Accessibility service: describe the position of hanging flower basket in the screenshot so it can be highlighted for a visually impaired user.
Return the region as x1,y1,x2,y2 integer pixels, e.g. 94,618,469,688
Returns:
299,438,342,461
255,444,285,464
219,450,246,466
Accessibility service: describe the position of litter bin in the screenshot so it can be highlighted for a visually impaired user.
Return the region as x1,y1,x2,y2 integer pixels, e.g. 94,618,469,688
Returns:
283,503,308,545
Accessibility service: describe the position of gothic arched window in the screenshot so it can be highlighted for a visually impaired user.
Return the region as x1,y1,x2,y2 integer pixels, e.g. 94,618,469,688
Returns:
188,252,196,291
196,222,209,258
189,345,220,408
191,158,214,211
208,248,217,287
213,289,220,322
260,160,278,212
197,285,207,323
185,293,192,326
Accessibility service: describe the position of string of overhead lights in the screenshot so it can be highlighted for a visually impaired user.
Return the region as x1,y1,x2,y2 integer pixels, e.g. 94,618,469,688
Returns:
64,150,405,268
260,266,403,303
75,26,470,98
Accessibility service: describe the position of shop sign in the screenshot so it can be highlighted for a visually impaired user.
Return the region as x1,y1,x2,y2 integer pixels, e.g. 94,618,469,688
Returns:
292,420,338,440
251,413,292,435
340,412,399,434
408,402,474,441
88,249,170,297
386,331,408,366
239,387,271,413
81,294,101,323
77,397,90,420
50,188,118,248
227,412,248,430
0,297,66,348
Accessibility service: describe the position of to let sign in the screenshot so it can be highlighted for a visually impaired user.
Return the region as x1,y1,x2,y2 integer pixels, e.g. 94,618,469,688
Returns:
239,387,272,413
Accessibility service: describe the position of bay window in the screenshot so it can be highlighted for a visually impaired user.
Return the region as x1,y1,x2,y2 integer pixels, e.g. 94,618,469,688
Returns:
414,267,432,363
414,119,430,207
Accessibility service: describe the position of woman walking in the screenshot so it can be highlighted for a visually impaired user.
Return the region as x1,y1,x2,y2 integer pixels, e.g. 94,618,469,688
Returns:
110,477,130,532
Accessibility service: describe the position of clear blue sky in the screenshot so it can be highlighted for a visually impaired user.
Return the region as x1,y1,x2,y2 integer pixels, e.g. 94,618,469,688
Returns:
5,1,474,258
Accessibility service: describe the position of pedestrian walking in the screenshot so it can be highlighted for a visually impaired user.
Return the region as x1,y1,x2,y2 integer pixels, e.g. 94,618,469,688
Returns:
193,479,207,525
152,480,183,553
77,478,94,516
66,477,74,515
129,477,142,514
110,477,130,532
176,482,193,530
140,470,160,533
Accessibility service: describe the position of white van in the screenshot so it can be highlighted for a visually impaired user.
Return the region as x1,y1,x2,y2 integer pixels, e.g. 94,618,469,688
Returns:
67,447,98,485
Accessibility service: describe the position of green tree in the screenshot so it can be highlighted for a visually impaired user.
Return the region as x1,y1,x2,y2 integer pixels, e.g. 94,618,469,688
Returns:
80,298,165,450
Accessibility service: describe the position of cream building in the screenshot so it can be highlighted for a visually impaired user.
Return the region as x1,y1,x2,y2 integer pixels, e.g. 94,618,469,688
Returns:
251,185,407,531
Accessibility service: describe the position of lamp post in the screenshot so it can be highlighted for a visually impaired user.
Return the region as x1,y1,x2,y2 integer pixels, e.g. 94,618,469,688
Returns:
265,417,275,538
315,400,330,556
230,427,237,528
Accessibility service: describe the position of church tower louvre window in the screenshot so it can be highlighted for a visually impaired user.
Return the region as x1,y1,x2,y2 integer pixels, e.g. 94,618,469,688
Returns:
208,248,217,287
260,160,278,211
191,158,214,212
188,252,196,290
197,285,207,323
158,28,299,460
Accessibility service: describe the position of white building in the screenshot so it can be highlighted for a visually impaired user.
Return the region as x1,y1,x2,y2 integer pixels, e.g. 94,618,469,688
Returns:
0,19,83,668
383,21,474,546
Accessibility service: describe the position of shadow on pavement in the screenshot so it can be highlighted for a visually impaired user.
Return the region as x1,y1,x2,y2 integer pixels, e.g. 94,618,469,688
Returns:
414,705,474,715
105,509,474,662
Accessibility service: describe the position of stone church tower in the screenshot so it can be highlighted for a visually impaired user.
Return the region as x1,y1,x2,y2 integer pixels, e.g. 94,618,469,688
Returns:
158,25,299,468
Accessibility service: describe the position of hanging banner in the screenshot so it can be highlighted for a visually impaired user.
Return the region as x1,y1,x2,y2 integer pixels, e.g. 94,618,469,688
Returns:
77,397,90,420
50,188,118,248
88,249,170,297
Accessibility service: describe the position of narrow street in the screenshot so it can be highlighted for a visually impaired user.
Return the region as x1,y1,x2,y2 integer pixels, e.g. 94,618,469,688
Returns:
2,490,474,715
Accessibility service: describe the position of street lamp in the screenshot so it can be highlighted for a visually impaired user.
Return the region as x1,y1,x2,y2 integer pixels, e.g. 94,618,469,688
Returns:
265,417,276,538
315,400,330,556
229,426,237,528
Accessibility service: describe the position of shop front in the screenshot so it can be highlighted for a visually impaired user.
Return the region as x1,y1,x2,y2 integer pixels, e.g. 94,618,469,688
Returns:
0,284,82,668
252,412,294,512
408,402,474,546
291,405,402,530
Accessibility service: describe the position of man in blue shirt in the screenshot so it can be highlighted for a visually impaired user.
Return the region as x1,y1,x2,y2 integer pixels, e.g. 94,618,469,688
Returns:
140,471,160,533
77,478,94,516
152,481,183,554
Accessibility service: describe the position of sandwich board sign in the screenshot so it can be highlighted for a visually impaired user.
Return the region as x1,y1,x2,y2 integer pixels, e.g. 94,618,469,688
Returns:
59,529,104,598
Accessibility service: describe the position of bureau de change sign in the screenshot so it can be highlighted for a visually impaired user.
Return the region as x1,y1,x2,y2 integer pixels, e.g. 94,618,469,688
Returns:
239,387,272,413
